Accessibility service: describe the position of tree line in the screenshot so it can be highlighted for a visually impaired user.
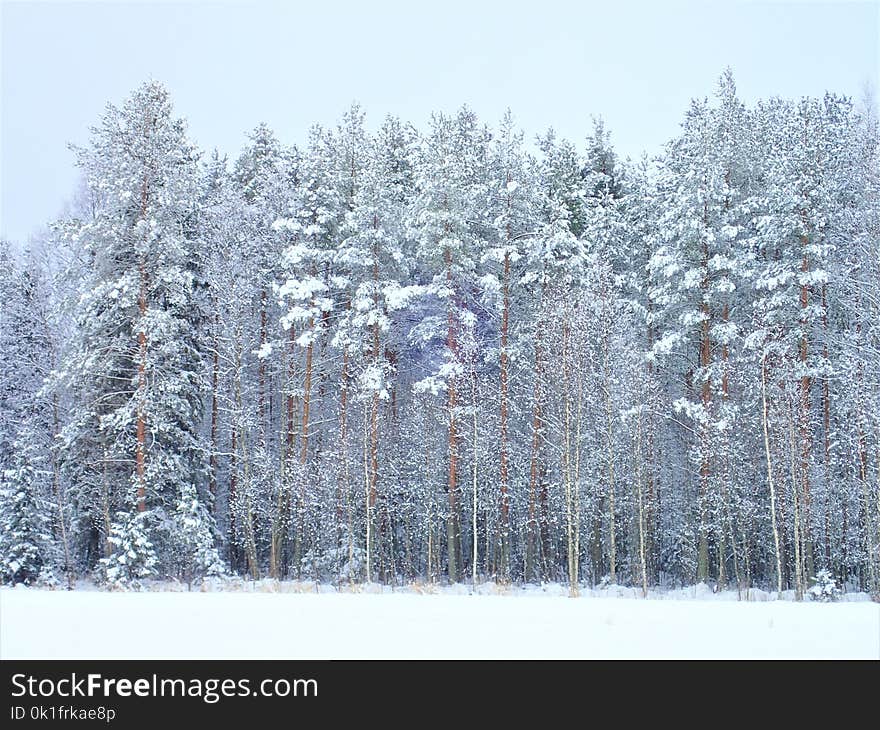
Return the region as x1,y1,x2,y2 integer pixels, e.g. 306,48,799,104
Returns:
1,71,878,597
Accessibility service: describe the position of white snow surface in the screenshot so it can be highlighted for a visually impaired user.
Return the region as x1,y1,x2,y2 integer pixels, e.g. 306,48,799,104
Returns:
2,582,877,660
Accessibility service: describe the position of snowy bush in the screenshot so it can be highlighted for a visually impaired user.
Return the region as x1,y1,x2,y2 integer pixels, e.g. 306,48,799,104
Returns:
99,511,159,590
808,569,841,602
35,565,62,589
0,452,52,586
169,485,225,588
299,537,366,583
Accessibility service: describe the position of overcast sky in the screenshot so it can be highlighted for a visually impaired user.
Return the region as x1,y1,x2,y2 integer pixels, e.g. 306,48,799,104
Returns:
2,0,878,245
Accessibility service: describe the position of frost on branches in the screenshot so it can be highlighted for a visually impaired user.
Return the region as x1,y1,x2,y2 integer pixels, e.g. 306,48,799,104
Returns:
100,511,158,589
808,569,841,602
2,74,878,599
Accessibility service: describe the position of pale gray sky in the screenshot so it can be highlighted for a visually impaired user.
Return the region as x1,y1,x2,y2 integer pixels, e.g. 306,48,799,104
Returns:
2,0,878,245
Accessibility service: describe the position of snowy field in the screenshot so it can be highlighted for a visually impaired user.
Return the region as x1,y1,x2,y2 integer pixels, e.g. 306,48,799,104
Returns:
2,583,878,659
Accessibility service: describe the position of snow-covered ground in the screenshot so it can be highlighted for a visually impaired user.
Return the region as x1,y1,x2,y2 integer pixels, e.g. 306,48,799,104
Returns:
2,582,877,659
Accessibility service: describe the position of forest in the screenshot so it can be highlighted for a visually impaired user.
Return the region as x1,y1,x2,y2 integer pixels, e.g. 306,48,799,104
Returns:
1,70,878,599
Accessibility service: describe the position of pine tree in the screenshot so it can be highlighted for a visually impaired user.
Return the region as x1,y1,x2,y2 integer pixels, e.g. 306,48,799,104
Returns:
0,243,62,584
58,81,214,579
100,510,158,589
0,439,53,585
171,484,225,588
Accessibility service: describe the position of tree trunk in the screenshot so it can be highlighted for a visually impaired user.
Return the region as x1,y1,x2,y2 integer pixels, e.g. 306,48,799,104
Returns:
787,390,805,600
472,358,479,588
635,408,648,598
338,323,349,574
209,312,219,502
135,140,151,514
697,298,711,583
718,302,732,589
270,322,297,580
821,283,832,569
602,295,617,584
498,249,511,580
259,288,268,441
51,393,73,588
101,448,112,558
444,245,459,583
526,293,545,583
368,219,381,575
570,358,583,597
798,241,814,583
364,401,372,582
761,355,783,596
562,320,574,593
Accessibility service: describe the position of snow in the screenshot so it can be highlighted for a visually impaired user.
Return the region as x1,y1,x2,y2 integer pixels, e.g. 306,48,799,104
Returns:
383,283,423,312
253,342,273,359
2,584,876,660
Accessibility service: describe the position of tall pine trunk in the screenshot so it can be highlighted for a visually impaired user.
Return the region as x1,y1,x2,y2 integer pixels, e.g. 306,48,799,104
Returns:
368,219,381,579
761,354,783,595
135,166,150,513
209,311,220,502
525,304,545,583
444,245,460,583
798,243,814,585
498,249,510,580
697,229,711,583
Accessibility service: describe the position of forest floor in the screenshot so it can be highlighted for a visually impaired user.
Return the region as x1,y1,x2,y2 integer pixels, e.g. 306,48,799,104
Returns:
2,580,877,659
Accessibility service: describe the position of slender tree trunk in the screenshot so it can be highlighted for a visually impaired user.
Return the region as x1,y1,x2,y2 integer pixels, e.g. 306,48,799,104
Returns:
444,245,459,583
602,296,617,584
526,296,545,583
135,274,147,512
241,432,259,582
696,206,712,583
301,320,314,465
820,283,833,569
209,312,219,502
788,390,805,600
364,401,372,583
269,324,292,580
497,179,513,580
232,335,258,580
283,323,298,574
424,440,434,583
571,361,583,597
292,322,314,578
338,324,350,577
339,343,348,516
562,320,574,593
499,249,511,580
798,239,814,582
101,448,112,558
51,393,73,588
635,408,648,598
471,346,479,588
259,288,268,440
717,302,732,589
645,298,658,585
368,220,381,573
855,324,878,594
761,355,783,596
229,412,238,568
134,139,151,514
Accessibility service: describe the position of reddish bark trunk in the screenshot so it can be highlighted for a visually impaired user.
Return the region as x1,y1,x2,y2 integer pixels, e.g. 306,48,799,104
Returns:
445,245,459,581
